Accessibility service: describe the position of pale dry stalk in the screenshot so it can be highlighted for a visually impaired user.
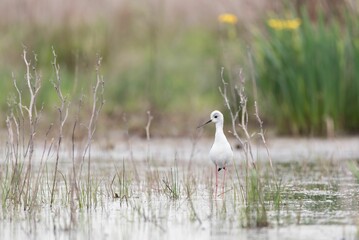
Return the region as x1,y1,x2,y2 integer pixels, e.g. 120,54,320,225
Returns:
81,56,105,209
21,50,42,208
219,68,256,168
50,48,70,207
145,110,153,166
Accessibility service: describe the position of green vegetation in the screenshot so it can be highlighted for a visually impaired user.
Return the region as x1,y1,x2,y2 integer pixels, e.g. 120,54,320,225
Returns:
0,19,224,122
0,2,359,136
254,9,359,135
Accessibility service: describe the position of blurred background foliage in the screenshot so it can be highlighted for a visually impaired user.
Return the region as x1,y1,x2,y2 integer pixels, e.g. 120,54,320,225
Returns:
0,0,358,137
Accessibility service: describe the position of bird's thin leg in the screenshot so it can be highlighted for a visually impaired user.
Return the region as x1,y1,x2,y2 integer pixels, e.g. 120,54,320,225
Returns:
222,167,227,196
215,164,218,198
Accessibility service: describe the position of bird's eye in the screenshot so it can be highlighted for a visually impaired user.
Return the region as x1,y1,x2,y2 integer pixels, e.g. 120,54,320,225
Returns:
214,115,218,118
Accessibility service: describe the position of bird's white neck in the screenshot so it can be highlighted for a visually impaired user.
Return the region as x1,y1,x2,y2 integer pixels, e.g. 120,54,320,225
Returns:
214,122,226,140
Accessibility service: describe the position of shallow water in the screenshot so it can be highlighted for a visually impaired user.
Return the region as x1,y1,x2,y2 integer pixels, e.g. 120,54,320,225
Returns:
1,138,359,240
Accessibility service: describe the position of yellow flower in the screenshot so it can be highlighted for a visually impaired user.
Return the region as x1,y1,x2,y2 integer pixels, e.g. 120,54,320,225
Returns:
218,13,238,25
267,18,301,30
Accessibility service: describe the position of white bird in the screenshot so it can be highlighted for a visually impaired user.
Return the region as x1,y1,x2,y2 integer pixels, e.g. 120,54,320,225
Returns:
198,110,233,197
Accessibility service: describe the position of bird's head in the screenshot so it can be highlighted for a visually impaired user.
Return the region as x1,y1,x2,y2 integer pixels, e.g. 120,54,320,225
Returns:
197,110,224,128
210,110,223,124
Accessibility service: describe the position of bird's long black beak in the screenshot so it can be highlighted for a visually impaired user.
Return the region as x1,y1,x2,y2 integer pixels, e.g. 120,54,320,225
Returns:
197,119,212,128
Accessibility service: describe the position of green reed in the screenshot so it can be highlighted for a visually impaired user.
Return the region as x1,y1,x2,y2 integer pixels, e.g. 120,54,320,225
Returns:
254,9,359,135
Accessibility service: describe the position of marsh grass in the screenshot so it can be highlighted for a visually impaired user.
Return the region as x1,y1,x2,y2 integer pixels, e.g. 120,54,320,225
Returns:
1,46,278,227
112,160,132,203
347,161,359,182
1,49,104,221
1,49,358,239
162,163,181,200
218,66,281,227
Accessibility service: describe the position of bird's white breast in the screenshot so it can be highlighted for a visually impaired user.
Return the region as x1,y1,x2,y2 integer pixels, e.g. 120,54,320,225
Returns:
209,135,233,168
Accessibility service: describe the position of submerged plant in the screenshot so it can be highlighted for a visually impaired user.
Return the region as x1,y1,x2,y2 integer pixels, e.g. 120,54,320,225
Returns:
162,161,181,200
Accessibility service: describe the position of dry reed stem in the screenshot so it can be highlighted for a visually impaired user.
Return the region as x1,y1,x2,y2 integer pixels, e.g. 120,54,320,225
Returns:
21,50,42,210
30,124,54,210
70,95,83,225
187,130,201,172
3,49,43,210
81,56,105,209
145,110,153,166
50,48,70,207
247,47,274,174
254,101,274,170
185,182,202,225
122,114,140,183
219,67,256,168
3,49,105,219
219,67,272,227
145,110,154,141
